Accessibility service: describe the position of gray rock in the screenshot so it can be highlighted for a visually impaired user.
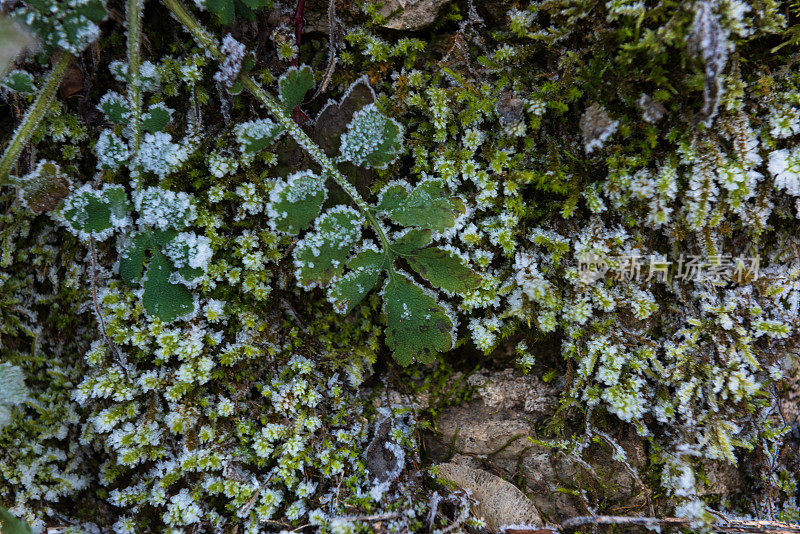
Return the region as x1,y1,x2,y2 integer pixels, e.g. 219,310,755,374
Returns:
435,462,542,532
379,0,454,30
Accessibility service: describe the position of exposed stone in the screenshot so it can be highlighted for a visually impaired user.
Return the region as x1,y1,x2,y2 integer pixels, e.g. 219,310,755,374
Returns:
378,0,454,30
435,462,542,532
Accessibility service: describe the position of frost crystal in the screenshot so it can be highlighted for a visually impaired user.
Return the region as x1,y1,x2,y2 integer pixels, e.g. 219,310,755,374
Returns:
213,34,245,89
136,132,191,178
95,130,130,170
134,187,196,230
687,0,729,126
163,232,213,271
768,148,800,196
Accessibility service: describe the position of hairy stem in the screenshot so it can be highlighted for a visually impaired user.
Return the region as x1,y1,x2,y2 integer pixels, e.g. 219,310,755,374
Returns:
126,0,144,157
0,51,72,185
162,0,394,267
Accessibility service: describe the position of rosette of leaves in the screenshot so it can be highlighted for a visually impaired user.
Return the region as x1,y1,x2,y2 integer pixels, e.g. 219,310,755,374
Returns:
266,72,481,365
59,183,209,322
12,0,106,55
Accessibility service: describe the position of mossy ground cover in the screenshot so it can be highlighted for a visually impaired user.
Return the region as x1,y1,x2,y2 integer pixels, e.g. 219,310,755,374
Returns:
1,0,800,531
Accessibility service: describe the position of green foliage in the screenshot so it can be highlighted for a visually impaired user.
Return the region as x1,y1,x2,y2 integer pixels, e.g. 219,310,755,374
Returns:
141,249,195,322
294,207,363,287
11,0,106,54
60,184,130,240
339,103,404,169
375,180,465,232
1,70,35,94
267,170,326,234
0,507,33,534
383,274,454,365
278,64,314,113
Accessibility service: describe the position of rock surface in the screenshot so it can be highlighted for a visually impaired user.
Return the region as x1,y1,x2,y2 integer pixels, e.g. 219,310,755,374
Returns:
424,370,741,522
378,0,453,30
435,462,542,532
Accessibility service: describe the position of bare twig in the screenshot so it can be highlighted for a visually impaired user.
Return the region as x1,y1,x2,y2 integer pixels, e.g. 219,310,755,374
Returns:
334,512,402,523
88,238,125,368
559,515,800,534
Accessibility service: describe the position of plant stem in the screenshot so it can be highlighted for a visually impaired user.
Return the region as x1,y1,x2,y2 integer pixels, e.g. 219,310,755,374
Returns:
0,51,72,185
162,0,394,263
126,0,144,157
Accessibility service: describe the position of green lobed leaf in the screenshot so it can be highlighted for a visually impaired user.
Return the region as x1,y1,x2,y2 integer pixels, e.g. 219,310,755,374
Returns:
75,0,106,22
374,183,409,212
118,231,151,284
61,184,131,240
267,171,327,235
142,250,195,322
1,70,35,93
141,104,172,132
293,207,362,288
235,119,283,155
339,103,404,169
98,92,129,124
327,253,384,315
0,506,33,534
389,228,432,256
278,65,314,113
403,246,481,294
207,0,235,25
376,180,464,232
383,274,454,366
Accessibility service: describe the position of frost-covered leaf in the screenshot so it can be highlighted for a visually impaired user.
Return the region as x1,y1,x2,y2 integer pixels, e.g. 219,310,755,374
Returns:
141,103,173,133
389,229,432,256
162,231,213,286
134,187,196,230
278,65,314,113
61,184,131,241
95,130,130,170
293,206,362,288
118,231,150,284
142,250,195,322
314,76,376,156
0,506,33,534
328,249,386,315
383,274,454,366
18,160,71,213
98,92,129,124
234,118,283,154
376,180,464,232
267,170,327,234
0,362,28,408
339,103,404,169
374,182,410,212
404,247,481,294
13,0,105,54
1,69,35,93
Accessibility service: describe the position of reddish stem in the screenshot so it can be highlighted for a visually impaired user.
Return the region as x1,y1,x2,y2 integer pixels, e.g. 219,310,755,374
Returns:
291,0,306,124
292,0,305,66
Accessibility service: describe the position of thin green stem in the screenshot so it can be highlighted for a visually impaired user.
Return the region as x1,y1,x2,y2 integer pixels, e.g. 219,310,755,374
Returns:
0,51,73,185
126,0,144,164
162,0,394,263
